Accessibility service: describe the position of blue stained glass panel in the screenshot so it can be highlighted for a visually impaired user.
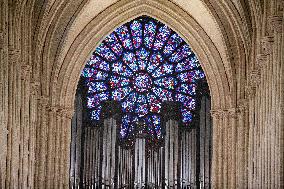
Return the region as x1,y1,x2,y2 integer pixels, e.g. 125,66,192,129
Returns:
109,75,130,89
147,94,161,113
144,21,157,48
136,48,150,70
154,77,177,90
163,33,183,56
123,52,138,71
147,53,164,73
87,96,100,108
153,25,171,51
130,20,142,36
121,114,131,138
152,115,161,138
91,106,102,120
169,44,192,62
82,67,96,78
175,56,200,72
181,108,193,123
183,98,196,110
87,56,110,71
91,71,108,81
130,20,142,48
111,86,132,101
153,87,173,101
88,82,107,93
175,93,191,103
105,32,123,56
116,25,133,50
112,61,133,77
96,43,117,61
176,83,196,96
122,92,136,112
152,62,173,78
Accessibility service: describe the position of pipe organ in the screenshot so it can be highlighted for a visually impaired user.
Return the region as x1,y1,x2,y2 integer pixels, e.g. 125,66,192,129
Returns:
70,91,212,188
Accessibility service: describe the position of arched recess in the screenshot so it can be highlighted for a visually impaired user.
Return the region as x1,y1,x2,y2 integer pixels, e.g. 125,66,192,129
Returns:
55,1,232,110
35,0,245,188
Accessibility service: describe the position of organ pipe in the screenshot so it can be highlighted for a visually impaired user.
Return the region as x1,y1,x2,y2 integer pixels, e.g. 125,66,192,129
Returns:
70,92,212,188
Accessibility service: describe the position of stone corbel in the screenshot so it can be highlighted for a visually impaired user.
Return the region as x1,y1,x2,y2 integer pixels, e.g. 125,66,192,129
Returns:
249,69,261,85
31,81,40,96
38,96,50,110
237,99,249,114
0,32,3,50
256,54,269,70
21,64,31,80
227,107,238,119
210,109,225,119
260,36,274,55
211,106,242,120
8,49,20,62
47,106,59,114
245,68,261,99
245,84,256,99
276,0,284,13
268,15,283,33
57,106,74,119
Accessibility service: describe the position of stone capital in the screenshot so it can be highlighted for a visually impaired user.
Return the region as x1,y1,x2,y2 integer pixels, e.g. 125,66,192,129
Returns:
8,49,20,62
31,81,40,96
245,68,261,99
210,109,225,119
268,15,283,33
21,64,32,80
256,54,269,70
47,106,59,113
245,84,256,99
38,96,49,108
0,32,3,50
237,99,249,114
227,107,238,118
57,106,74,119
211,106,243,119
250,69,261,85
260,36,274,55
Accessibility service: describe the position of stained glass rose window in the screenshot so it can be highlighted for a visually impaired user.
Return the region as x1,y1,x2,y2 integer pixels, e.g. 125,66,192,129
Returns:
81,16,205,143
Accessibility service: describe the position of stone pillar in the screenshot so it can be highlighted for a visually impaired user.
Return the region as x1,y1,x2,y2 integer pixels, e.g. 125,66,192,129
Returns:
268,13,283,188
210,109,223,189
211,104,249,189
34,98,73,189
236,101,249,188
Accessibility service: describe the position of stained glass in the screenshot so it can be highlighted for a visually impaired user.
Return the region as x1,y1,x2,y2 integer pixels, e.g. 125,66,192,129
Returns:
81,16,206,143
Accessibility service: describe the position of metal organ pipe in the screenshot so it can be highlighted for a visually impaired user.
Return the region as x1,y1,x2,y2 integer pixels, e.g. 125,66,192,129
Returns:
70,93,212,188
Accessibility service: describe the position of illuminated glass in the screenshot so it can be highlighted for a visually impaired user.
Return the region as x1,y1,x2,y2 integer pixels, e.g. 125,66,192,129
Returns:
81,16,206,143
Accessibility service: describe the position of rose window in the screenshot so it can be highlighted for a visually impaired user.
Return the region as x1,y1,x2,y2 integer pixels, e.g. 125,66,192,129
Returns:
81,16,206,144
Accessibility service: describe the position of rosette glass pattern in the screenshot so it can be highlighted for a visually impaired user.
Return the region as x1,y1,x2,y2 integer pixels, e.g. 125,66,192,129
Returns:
81,16,205,142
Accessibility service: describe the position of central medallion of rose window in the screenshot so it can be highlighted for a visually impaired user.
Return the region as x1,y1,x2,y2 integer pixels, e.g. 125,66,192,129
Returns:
133,72,152,93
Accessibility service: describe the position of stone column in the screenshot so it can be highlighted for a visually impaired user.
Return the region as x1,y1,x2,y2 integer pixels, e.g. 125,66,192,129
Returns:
34,98,73,189
211,104,249,189
268,13,283,188
210,109,223,189
236,101,249,188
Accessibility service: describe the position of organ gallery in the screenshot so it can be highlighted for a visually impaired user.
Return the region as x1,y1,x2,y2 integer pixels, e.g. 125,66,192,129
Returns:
70,16,212,188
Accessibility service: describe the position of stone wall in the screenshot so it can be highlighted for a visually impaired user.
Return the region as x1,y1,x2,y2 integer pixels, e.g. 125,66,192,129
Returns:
0,0,283,188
